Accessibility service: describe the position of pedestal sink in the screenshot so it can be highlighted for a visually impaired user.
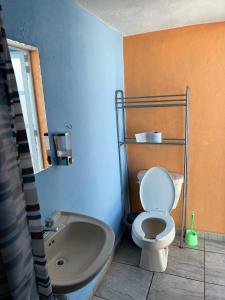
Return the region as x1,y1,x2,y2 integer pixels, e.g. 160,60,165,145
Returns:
44,211,115,294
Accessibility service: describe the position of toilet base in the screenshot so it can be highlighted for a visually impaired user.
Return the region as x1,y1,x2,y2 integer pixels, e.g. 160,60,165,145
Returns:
140,246,169,272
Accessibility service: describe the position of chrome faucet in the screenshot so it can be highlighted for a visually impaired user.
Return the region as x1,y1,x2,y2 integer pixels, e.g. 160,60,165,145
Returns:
43,217,59,233
43,226,59,232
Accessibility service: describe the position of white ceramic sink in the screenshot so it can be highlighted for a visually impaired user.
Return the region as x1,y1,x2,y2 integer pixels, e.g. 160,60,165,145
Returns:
44,211,115,294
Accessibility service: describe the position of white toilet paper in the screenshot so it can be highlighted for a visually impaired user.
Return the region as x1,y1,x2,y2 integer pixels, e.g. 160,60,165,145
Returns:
135,132,148,142
149,131,162,143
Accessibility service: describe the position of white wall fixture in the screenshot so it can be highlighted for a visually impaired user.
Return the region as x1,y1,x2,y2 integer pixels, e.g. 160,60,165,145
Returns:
44,211,115,294
53,132,73,166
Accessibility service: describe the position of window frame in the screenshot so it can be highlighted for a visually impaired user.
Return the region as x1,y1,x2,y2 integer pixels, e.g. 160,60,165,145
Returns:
7,39,50,171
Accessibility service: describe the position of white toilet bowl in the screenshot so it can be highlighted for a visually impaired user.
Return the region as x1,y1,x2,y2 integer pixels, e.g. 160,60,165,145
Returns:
132,167,183,272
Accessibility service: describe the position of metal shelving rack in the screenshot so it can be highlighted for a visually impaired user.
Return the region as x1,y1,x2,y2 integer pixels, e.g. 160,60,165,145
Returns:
115,86,190,248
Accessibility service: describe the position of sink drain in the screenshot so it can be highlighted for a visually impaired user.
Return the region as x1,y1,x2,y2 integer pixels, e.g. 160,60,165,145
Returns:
56,258,66,267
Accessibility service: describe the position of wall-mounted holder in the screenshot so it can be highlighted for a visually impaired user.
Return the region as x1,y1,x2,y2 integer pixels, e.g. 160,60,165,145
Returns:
53,132,73,166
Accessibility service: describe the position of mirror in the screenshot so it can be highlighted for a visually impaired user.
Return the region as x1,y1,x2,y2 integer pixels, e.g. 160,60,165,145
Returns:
8,39,52,173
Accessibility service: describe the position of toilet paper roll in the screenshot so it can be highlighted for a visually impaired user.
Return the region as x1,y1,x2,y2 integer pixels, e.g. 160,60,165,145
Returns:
135,132,148,143
148,131,162,143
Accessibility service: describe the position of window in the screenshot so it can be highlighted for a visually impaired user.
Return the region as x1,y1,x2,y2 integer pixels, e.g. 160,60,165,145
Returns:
8,40,51,173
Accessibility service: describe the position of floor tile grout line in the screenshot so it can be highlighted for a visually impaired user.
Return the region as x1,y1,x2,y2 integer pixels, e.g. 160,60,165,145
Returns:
146,272,154,300
204,280,225,288
173,243,205,252
204,249,225,255
94,294,111,300
113,258,225,286
112,260,153,273
164,271,204,283
113,258,139,267
175,242,225,255
118,237,225,255
114,258,205,284
113,236,225,298
112,260,139,268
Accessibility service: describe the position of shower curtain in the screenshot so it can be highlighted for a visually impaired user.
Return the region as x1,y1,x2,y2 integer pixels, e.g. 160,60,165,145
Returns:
0,5,53,300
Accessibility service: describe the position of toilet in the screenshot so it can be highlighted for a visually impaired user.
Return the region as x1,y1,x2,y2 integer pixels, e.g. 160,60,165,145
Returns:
132,167,183,272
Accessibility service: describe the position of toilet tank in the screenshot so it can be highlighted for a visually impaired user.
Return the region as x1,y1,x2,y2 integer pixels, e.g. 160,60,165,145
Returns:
137,170,184,210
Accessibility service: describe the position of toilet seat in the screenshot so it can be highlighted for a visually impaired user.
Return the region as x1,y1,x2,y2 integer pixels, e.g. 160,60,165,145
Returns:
140,167,175,212
132,211,175,248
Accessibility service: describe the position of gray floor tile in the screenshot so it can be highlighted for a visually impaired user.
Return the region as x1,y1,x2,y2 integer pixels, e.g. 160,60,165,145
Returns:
166,245,204,281
148,273,204,300
113,237,141,266
173,234,204,250
205,252,225,286
205,283,225,300
92,297,106,300
96,262,153,300
205,239,225,254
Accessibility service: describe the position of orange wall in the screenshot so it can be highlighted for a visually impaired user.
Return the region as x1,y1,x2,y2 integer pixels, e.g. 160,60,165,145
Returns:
124,22,225,233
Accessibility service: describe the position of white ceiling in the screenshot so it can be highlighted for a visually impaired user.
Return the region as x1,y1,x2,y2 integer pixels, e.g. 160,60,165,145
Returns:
74,0,225,36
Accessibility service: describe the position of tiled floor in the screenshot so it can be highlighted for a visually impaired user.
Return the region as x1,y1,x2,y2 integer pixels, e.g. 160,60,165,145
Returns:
93,235,225,300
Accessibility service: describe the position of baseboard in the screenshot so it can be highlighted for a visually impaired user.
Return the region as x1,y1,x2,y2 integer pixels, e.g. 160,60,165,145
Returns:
114,228,125,250
176,227,225,242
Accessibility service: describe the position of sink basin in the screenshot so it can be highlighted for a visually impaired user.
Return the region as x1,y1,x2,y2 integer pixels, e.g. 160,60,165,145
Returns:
44,211,115,294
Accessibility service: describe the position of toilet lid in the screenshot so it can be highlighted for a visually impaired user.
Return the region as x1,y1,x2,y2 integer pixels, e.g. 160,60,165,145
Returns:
140,167,175,212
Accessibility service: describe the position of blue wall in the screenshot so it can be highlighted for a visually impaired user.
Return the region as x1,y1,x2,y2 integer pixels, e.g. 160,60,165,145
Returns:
2,0,124,299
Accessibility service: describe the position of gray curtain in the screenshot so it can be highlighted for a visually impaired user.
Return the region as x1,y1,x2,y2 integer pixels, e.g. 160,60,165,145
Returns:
0,5,53,300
